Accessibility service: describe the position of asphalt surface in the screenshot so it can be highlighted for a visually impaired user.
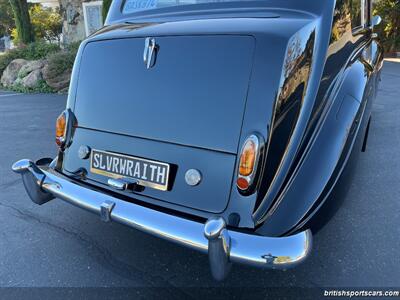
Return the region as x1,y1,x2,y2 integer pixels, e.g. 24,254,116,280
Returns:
0,61,399,295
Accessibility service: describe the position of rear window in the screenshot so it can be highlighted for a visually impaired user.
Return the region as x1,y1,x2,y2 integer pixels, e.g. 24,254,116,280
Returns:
123,0,240,14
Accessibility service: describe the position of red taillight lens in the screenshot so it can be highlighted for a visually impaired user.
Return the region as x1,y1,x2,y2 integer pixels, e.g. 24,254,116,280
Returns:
237,177,250,190
55,112,67,147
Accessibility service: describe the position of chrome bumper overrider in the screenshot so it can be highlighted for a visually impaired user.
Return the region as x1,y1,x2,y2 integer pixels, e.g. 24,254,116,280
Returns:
12,159,312,280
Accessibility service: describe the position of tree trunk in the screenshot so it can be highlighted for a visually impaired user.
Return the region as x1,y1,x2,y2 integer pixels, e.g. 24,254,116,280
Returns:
9,0,34,44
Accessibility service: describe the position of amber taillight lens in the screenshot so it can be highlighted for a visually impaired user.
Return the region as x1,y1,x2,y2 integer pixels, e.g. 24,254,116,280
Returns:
55,111,67,147
239,139,257,176
237,135,261,192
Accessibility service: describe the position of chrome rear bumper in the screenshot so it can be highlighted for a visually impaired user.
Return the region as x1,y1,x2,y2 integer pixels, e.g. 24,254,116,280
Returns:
12,158,312,280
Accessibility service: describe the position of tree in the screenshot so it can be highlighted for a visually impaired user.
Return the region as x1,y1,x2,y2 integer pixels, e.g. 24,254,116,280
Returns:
102,0,112,23
0,0,14,36
374,0,400,53
30,5,62,44
8,0,34,44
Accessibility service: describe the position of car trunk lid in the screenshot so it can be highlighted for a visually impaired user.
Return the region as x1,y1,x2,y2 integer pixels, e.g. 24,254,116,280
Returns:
74,35,255,153
65,35,255,213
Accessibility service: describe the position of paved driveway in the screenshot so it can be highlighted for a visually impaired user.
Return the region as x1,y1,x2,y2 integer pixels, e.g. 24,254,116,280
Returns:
0,61,399,294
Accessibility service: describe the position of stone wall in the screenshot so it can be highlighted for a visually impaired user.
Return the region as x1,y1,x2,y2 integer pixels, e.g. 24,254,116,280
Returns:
60,0,104,45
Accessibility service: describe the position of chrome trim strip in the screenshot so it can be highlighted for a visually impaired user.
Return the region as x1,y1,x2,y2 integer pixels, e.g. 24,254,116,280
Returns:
12,159,312,274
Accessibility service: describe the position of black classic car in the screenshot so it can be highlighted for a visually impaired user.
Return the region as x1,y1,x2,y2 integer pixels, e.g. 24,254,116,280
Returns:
13,0,383,280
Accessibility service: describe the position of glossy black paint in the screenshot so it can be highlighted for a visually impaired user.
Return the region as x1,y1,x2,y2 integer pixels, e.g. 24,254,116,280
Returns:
61,0,383,236
74,36,255,153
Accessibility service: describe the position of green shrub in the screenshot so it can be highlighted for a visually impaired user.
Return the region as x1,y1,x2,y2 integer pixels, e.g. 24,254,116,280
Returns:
30,4,62,44
374,0,400,53
0,40,80,93
20,40,60,60
2,79,54,94
65,41,81,55
45,43,79,78
0,40,60,77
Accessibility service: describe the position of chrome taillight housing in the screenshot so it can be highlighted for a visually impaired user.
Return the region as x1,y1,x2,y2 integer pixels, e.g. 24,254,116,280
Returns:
55,109,76,150
237,134,262,193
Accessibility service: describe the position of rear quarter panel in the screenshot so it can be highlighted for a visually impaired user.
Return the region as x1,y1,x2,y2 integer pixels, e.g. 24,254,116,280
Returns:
255,1,384,236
